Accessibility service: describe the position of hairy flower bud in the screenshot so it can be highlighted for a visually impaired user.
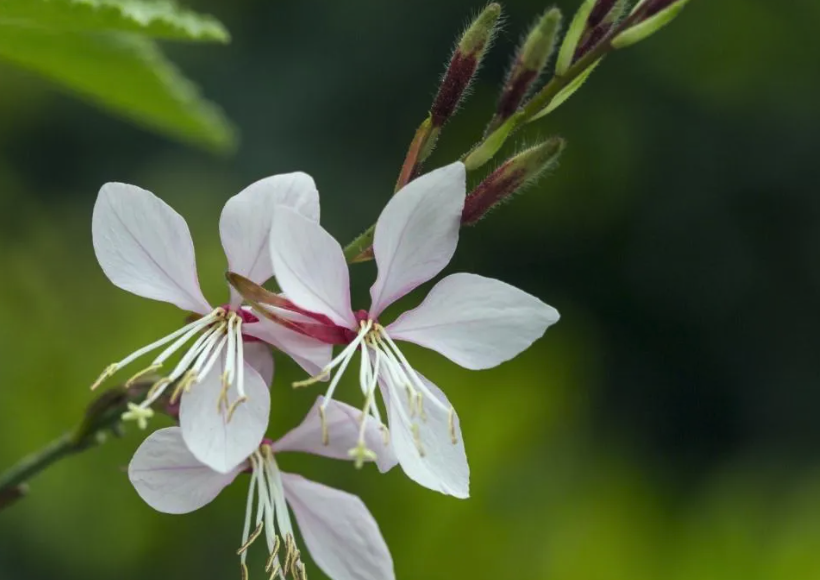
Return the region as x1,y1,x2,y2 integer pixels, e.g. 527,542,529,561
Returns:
488,8,562,133
430,3,501,128
612,0,691,48
462,137,565,226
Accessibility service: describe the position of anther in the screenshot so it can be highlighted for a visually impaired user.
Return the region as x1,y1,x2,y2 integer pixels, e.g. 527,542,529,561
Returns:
227,396,248,422
267,563,281,580
292,370,329,389
412,423,426,457
125,363,162,388
237,522,264,555
265,536,281,571
217,377,231,412
448,407,458,444
90,363,118,391
240,562,249,580
318,406,329,446
417,392,427,422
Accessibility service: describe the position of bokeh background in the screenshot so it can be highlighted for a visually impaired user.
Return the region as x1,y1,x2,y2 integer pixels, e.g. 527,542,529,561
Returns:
3,1,820,578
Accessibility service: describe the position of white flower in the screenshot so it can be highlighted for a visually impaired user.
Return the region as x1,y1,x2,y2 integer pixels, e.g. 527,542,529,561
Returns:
129,398,396,580
266,162,560,498
90,175,332,473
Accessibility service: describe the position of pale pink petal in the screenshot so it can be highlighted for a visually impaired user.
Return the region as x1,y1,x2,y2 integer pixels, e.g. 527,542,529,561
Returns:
269,207,356,328
92,182,211,314
273,397,396,473
387,273,560,370
282,473,395,580
220,173,320,307
380,371,469,498
128,427,241,514
179,357,269,474
243,317,332,377
243,341,274,385
369,162,466,317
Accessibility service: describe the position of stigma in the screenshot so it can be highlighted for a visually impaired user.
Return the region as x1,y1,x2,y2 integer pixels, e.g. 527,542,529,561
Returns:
239,444,306,580
90,306,256,428
294,319,457,464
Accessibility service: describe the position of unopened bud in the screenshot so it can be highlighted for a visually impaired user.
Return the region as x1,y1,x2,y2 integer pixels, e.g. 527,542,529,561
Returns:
555,0,596,76
612,0,691,48
488,8,562,133
431,3,501,128
574,0,628,61
462,137,565,226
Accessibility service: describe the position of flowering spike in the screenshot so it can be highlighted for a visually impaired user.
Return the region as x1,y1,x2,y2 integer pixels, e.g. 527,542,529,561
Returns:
462,137,565,226
430,3,501,128
488,8,562,133
612,0,691,48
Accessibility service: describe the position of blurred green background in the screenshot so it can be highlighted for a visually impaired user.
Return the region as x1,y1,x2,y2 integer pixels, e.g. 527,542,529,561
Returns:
3,0,820,578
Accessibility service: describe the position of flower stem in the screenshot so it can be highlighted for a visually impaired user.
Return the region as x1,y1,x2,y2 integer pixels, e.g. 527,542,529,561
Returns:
0,432,77,493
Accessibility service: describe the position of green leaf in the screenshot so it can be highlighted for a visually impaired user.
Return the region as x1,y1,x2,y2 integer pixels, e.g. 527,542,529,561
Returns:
531,58,601,121
0,27,235,152
0,0,229,42
464,114,519,171
554,0,595,76
612,0,691,49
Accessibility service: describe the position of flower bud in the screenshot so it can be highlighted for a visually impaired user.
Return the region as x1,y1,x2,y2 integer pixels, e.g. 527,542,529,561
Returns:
573,0,628,61
555,0,596,76
612,0,691,49
430,3,501,128
462,137,565,226
488,8,562,133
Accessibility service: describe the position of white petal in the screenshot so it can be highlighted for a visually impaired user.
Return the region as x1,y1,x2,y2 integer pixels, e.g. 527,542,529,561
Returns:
380,372,469,498
270,207,356,328
243,341,274,385
243,317,332,377
92,182,211,314
273,397,397,473
128,427,240,514
179,357,270,474
369,163,466,317
220,173,320,306
282,473,395,580
387,273,560,370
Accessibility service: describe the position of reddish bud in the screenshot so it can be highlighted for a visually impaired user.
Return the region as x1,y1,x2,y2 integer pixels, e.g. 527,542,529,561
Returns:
462,137,565,226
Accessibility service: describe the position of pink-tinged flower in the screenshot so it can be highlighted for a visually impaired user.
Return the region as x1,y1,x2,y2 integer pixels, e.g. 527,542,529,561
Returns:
265,162,560,498
129,398,396,580
90,176,332,473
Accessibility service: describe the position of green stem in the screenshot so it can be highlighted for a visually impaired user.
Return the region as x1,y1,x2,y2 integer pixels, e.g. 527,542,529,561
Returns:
0,432,77,493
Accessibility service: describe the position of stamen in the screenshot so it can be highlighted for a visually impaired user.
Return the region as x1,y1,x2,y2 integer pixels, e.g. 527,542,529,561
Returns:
239,454,260,561
292,320,373,389
411,423,426,457
146,377,171,401
448,407,458,444
377,326,449,412
124,363,162,388
237,522,264,555
318,406,329,446
268,563,281,580
240,563,249,580
90,364,117,391
227,397,248,422
265,536,281,571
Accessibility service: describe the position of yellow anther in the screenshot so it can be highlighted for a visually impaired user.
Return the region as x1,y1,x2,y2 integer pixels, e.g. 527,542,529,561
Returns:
125,363,162,388
417,392,428,422
412,423,425,457
147,377,171,400
318,406,329,446
90,363,118,391
267,563,281,580
121,403,154,430
405,385,416,417
237,522,264,555
217,375,231,412
170,370,197,405
448,407,458,444
240,562,249,580
226,396,248,422
292,370,330,389
265,536,281,571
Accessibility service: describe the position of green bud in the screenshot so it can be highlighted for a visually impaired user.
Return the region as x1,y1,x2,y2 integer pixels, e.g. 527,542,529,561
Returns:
458,3,502,56
612,0,691,48
487,8,562,133
555,0,596,76
462,137,566,225
431,3,502,128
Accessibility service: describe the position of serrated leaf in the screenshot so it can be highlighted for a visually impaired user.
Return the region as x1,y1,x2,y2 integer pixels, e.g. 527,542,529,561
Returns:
0,27,235,152
0,0,229,42
531,58,601,121
612,0,691,49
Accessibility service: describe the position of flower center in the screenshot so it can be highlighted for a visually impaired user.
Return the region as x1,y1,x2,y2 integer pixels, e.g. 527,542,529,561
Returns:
90,306,253,429
238,445,306,580
293,320,456,465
